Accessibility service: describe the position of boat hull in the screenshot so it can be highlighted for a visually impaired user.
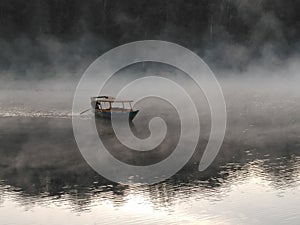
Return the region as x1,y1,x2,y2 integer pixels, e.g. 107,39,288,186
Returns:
94,110,139,121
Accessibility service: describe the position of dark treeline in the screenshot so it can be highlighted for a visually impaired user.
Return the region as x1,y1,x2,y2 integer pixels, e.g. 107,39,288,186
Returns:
0,0,299,77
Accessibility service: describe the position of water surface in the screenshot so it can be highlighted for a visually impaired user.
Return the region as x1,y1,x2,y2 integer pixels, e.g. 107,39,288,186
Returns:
0,116,300,224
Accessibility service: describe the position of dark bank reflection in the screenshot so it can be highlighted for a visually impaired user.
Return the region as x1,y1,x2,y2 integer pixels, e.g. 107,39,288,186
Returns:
0,117,300,212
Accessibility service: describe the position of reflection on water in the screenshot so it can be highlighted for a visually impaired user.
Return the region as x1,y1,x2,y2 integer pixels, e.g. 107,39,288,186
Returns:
0,117,300,224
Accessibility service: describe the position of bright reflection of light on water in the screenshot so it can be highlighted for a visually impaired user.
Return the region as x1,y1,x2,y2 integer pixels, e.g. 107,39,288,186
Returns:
1,170,300,225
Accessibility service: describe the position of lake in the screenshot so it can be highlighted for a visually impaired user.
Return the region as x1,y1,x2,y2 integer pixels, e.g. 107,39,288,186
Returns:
0,114,299,225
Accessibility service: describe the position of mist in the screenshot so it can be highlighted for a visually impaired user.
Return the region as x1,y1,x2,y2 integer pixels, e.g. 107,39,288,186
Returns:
0,0,299,118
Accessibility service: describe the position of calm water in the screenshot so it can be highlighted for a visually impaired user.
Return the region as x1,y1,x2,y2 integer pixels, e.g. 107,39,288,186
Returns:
0,115,300,225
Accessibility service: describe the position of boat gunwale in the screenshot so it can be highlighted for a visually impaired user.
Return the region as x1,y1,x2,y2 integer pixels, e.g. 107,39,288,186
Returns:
92,99,134,103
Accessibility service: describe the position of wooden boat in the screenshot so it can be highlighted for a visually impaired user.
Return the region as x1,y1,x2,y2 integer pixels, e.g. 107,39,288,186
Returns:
91,96,139,121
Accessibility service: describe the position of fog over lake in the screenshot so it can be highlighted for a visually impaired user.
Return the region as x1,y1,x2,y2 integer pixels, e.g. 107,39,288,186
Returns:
1,61,300,224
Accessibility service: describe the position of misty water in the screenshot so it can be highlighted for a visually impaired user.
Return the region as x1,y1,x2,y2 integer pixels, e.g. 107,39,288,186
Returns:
1,77,300,224
0,61,299,224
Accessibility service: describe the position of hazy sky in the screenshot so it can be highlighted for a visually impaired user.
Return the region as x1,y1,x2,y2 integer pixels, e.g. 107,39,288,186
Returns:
0,0,299,79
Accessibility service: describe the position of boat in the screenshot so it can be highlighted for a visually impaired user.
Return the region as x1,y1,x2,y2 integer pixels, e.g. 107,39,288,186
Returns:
90,96,139,121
